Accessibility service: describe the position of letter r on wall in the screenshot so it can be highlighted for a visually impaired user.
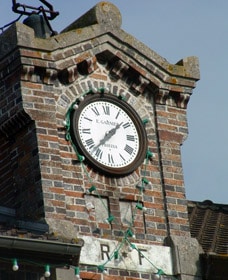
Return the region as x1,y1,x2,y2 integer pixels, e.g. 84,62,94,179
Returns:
100,244,110,260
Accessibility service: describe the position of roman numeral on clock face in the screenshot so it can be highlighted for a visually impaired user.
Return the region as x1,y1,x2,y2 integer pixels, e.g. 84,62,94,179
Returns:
126,135,135,141
91,107,100,116
119,153,125,161
124,144,134,155
115,110,120,119
102,105,110,115
82,128,91,134
83,116,92,122
85,138,95,149
108,154,114,164
95,148,103,159
123,122,130,129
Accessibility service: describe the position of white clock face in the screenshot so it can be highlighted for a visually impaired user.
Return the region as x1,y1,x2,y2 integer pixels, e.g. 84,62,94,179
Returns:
70,93,147,176
78,100,139,168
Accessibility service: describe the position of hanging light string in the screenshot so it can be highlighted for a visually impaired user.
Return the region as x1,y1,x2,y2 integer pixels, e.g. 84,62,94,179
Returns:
125,150,152,233
0,255,178,280
64,87,177,279
73,88,149,233
0,257,72,278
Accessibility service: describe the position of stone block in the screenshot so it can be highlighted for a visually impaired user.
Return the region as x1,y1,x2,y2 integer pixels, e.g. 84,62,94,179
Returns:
165,235,203,279
56,267,75,280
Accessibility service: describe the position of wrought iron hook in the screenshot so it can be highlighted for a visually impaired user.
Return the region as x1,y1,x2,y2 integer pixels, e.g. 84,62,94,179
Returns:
12,0,59,20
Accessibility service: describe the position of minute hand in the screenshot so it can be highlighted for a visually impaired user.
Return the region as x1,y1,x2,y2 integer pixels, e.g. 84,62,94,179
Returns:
93,122,123,151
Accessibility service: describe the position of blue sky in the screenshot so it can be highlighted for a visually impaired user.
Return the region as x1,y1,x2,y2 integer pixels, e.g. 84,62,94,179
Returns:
1,1,228,204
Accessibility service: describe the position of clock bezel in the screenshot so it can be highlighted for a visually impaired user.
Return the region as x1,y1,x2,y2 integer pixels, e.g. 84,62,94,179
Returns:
70,93,148,176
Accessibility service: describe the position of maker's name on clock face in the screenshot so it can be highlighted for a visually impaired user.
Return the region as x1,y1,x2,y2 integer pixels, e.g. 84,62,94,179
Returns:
70,93,148,176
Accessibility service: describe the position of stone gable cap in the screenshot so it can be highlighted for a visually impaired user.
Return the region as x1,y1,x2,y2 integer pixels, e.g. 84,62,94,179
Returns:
61,1,122,33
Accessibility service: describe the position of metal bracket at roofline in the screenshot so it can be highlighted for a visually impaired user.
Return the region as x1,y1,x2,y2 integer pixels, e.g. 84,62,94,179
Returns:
12,0,59,20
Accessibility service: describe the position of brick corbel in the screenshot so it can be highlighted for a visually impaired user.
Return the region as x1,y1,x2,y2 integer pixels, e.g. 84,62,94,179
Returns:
110,59,129,79
170,91,191,109
20,65,58,85
77,56,98,75
20,65,35,81
130,75,150,95
86,56,98,74
155,89,170,105
43,68,58,85
155,89,191,109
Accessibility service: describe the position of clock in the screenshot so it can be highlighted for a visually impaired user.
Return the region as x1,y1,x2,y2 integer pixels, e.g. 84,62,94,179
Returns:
70,93,148,176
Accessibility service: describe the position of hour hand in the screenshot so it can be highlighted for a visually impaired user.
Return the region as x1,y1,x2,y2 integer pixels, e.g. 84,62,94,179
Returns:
92,134,108,152
106,122,123,137
93,122,123,151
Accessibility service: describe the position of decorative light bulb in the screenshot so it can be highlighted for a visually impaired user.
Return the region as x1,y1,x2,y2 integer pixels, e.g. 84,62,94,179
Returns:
75,267,80,280
44,265,51,278
154,269,164,279
79,95,84,101
86,185,96,194
91,87,98,93
126,229,135,238
62,120,67,127
120,92,126,98
106,215,114,223
142,178,149,185
136,203,147,212
146,150,154,159
114,250,120,265
73,104,79,110
12,259,19,271
98,265,108,274
77,155,85,162
130,243,137,250
142,118,149,125
141,178,152,188
114,250,118,260
103,87,110,93
118,94,126,101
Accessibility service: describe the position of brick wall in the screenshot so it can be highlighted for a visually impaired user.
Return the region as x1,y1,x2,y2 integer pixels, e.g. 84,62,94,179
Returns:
0,47,190,239
0,46,44,220
0,123,43,220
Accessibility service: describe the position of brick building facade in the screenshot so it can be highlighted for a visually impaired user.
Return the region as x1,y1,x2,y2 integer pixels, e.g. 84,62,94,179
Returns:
0,2,201,279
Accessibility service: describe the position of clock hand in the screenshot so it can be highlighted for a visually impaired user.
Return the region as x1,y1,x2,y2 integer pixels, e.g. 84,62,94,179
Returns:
105,122,123,137
93,122,123,151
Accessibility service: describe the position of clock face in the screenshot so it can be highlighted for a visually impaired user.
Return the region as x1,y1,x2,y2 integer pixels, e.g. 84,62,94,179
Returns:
70,93,147,176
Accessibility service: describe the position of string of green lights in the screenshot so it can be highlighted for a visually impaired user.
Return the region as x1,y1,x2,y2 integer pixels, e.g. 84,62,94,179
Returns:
63,87,179,280
0,256,67,278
